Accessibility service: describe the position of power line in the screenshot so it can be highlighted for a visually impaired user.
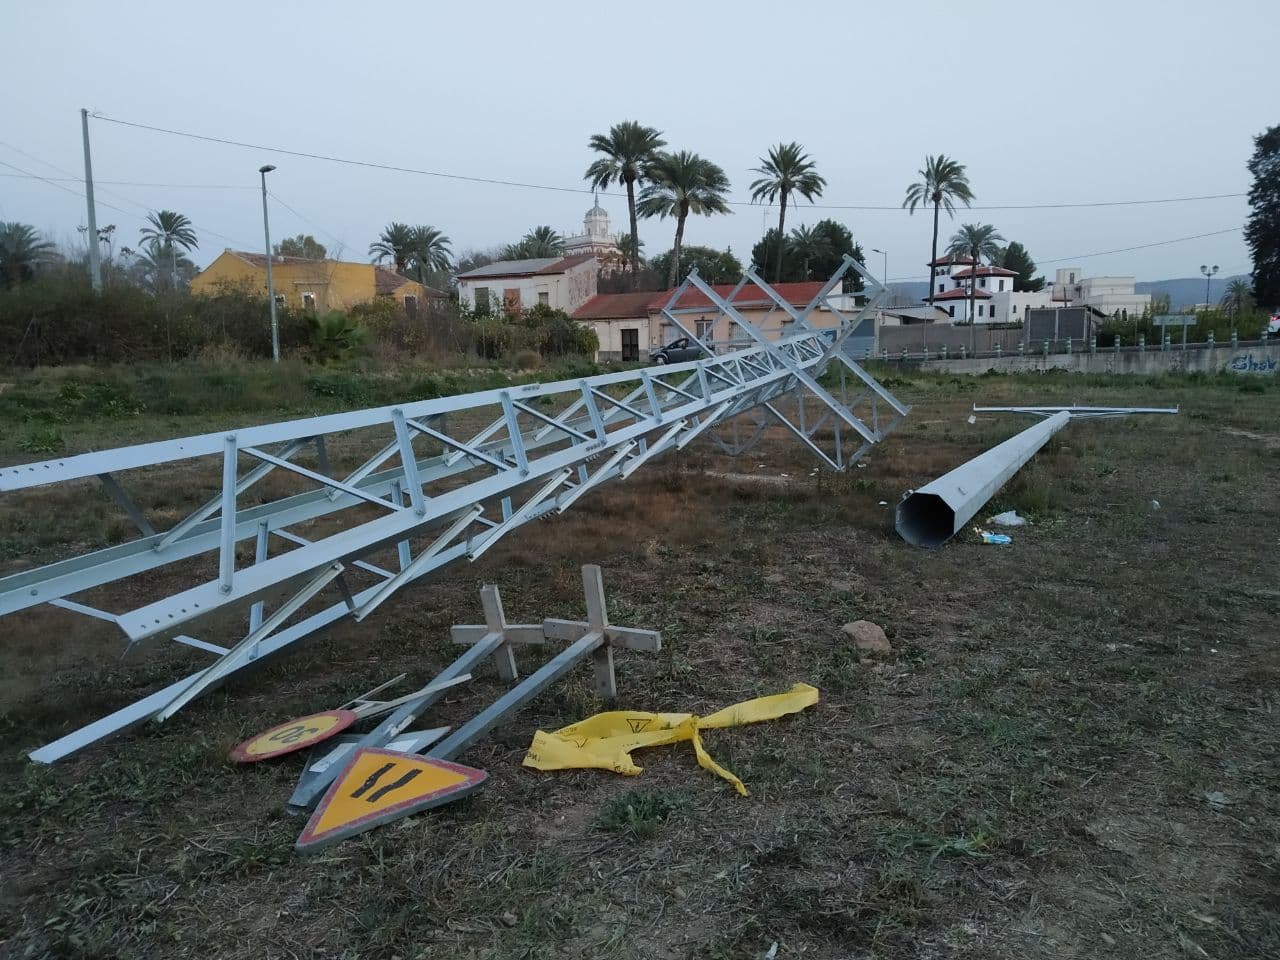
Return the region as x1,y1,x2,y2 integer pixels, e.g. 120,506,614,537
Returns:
91,113,1246,213
0,157,254,250
0,172,254,190
1038,227,1242,265
267,190,352,253
885,227,1244,282
0,157,140,219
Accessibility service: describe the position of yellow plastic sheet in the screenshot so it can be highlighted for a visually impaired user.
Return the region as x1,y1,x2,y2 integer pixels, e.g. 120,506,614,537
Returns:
521,683,819,796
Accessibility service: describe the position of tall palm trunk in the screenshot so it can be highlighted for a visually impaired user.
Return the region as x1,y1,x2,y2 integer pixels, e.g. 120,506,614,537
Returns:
626,176,640,291
773,191,789,282
668,207,688,289
927,199,940,306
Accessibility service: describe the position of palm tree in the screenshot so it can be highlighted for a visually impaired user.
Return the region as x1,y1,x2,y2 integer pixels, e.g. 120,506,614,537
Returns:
133,238,195,293
637,151,731,289
903,155,974,306
947,223,1005,350
584,121,666,289
788,224,834,280
140,210,198,253
504,225,565,260
1220,278,1255,318
0,222,55,287
369,222,416,274
404,225,452,282
749,142,827,282
140,210,198,289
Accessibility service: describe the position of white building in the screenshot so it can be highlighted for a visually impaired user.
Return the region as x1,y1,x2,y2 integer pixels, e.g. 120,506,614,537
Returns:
1051,267,1150,318
563,195,621,259
924,256,1050,324
456,253,598,315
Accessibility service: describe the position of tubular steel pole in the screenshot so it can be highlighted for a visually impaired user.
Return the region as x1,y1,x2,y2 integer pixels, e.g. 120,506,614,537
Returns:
80,109,101,291
896,411,1070,548
260,167,280,363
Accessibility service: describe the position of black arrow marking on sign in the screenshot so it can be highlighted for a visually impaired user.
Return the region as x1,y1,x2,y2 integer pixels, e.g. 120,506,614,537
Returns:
350,762,395,799
364,768,422,804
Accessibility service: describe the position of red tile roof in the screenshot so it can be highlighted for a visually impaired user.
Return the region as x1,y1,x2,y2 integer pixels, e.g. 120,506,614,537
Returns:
930,287,992,301
950,266,1018,279
231,250,327,269
929,254,976,266
571,282,828,321
573,291,662,320
659,281,827,312
374,266,448,299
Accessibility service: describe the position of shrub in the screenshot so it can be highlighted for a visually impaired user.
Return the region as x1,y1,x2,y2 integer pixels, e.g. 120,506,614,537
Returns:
512,348,541,369
307,310,367,364
472,319,516,359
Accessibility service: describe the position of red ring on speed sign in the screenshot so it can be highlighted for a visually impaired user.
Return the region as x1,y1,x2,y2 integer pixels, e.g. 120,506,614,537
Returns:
230,709,358,763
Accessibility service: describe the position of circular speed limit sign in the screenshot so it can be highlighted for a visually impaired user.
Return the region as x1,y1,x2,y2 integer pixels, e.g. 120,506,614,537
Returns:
229,709,358,764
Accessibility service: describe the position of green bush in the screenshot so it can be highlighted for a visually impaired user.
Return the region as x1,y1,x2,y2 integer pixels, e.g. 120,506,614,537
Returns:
307,310,367,364
472,319,516,359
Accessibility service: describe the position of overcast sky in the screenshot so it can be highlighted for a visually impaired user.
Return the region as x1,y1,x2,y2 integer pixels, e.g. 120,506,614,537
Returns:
3,0,1274,283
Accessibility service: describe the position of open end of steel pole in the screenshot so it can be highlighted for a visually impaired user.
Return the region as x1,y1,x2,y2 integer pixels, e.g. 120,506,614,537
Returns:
894,491,956,549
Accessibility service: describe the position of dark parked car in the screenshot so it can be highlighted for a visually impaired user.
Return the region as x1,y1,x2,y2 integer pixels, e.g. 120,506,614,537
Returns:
649,337,706,364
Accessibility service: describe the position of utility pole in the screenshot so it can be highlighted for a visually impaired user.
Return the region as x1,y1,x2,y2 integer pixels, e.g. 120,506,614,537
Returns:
259,165,279,362
80,108,102,291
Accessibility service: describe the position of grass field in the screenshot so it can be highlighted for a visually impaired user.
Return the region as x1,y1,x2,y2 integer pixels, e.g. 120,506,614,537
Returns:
1,364,1277,959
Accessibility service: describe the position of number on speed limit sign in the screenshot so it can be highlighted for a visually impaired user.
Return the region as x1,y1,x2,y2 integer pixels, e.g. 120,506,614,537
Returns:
229,709,358,763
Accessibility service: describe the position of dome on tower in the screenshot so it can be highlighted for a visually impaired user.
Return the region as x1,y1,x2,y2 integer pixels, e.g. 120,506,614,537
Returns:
583,192,611,238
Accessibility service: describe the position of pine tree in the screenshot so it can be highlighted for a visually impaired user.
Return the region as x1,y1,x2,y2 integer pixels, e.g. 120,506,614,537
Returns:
1246,124,1280,309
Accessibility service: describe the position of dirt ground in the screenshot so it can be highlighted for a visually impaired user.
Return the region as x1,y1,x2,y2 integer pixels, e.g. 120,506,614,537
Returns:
1,370,1277,959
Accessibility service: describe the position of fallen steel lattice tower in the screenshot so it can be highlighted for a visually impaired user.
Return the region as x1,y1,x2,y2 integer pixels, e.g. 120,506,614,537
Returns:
0,259,907,762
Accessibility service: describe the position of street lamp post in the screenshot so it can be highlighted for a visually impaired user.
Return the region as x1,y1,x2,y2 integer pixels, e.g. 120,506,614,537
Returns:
1198,264,1219,352
259,164,279,363
1199,264,1219,312
869,247,888,295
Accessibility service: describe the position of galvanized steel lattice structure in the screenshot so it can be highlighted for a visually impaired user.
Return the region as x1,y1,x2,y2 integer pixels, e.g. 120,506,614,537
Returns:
0,259,906,763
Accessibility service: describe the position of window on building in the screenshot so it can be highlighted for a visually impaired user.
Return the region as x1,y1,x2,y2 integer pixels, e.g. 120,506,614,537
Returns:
1012,304,1018,313
998,279,1005,291
301,292,316,312
404,294,418,320
979,277,987,288
948,305,955,318
696,318,713,341
937,283,944,293
474,287,490,313
537,291,550,306
977,305,984,318
274,294,286,308
1069,272,1076,283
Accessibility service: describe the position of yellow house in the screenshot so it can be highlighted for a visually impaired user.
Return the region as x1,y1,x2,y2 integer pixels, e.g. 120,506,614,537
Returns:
191,250,449,315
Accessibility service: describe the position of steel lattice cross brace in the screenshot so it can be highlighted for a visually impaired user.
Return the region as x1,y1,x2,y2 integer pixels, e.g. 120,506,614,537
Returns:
0,266,906,764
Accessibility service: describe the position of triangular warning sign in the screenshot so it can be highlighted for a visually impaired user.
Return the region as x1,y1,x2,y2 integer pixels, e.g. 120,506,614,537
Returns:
296,748,487,853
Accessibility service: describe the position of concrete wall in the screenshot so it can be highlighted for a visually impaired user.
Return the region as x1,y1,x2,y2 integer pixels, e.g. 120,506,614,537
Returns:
905,341,1280,376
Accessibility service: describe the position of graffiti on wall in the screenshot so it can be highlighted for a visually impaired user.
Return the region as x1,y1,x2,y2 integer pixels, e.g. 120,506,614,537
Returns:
1229,353,1279,374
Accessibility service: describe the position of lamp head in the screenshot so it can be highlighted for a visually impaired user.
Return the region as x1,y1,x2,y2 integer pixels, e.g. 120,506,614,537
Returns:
259,164,276,174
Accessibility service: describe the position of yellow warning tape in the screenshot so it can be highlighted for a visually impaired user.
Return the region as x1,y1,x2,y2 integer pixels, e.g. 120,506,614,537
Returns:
521,683,820,796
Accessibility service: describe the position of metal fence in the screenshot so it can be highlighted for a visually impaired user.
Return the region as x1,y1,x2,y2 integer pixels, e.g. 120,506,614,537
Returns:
848,331,1271,364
